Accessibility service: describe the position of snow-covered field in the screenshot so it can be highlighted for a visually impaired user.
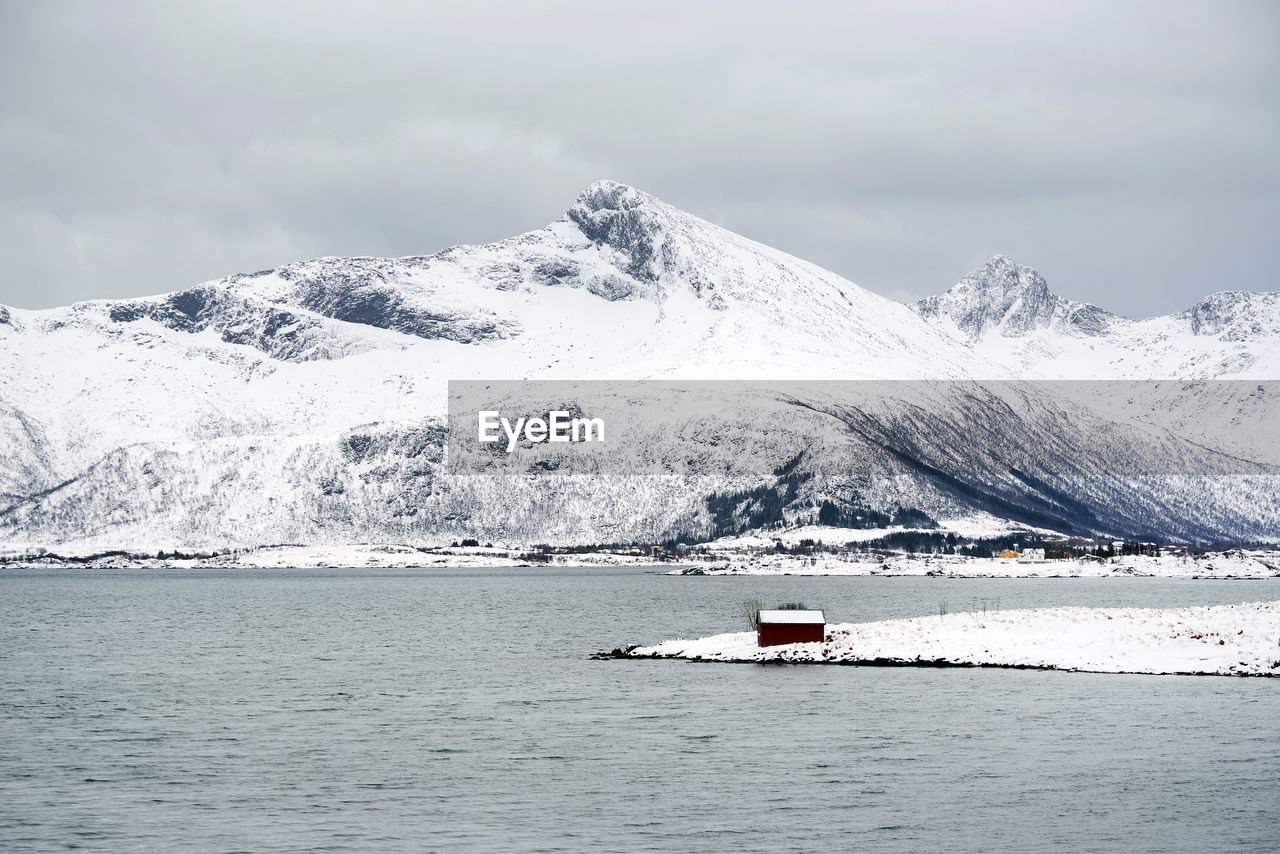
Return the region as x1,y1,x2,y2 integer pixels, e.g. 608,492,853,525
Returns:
702,516,1068,549
624,601,1280,676
0,542,656,570
212,544,650,569
5,541,1277,576
672,549,1280,579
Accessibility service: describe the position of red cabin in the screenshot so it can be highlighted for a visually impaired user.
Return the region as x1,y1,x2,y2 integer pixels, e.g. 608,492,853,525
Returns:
757,609,825,647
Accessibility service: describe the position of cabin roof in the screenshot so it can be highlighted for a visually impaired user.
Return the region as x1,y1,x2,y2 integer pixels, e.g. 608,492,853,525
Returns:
758,609,825,624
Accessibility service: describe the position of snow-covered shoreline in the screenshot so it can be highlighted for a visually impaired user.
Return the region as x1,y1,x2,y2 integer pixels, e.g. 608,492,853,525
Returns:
617,601,1280,677
0,543,631,570
670,550,1280,579
3,541,1278,576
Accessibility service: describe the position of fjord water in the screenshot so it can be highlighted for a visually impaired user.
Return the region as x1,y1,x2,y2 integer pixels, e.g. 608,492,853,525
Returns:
2,568,1278,853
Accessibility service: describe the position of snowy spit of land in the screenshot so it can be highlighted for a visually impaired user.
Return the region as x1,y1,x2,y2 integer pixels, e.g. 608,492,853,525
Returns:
620,601,1280,677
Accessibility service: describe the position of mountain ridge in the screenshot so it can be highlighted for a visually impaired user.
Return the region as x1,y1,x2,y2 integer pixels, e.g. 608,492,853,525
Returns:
0,180,1276,548
3,179,1274,350
911,253,1278,344
907,252,1277,380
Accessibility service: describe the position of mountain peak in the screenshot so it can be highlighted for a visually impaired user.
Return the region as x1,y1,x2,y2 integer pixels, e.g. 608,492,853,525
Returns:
967,255,1051,298
572,179,652,211
913,256,1116,340
981,254,1025,271
1179,290,1280,339
564,180,675,284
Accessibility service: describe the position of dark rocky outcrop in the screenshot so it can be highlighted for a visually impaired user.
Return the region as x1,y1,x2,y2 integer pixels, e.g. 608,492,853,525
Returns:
109,286,346,362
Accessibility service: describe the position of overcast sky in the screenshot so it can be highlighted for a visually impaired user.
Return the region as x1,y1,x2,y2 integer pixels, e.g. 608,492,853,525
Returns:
2,1,1276,316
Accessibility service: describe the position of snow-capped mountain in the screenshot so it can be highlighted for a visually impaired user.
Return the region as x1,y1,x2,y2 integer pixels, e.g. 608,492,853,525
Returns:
912,256,1279,380
913,255,1119,340
0,181,1276,549
95,180,975,381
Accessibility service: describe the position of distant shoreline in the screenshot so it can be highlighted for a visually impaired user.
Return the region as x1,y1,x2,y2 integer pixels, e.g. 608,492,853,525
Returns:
3,540,1277,579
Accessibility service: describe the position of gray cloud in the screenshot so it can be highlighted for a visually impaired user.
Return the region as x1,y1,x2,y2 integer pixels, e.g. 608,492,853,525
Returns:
1,0,1276,316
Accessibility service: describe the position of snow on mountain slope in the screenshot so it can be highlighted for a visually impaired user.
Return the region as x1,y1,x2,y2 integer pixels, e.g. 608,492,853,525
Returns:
209,179,979,380
0,180,987,480
0,181,1000,548
0,181,1276,549
913,256,1279,380
910,260,1279,468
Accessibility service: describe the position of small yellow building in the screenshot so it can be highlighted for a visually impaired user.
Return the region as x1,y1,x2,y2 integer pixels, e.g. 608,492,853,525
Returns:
999,549,1019,559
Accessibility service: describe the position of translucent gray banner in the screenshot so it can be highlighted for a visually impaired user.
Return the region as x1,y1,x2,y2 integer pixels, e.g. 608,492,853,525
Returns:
446,380,1279,478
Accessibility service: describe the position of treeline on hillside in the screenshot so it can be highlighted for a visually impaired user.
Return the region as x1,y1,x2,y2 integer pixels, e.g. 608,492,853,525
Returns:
703,470,941,539
705,471,809,536
816,500,938,530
